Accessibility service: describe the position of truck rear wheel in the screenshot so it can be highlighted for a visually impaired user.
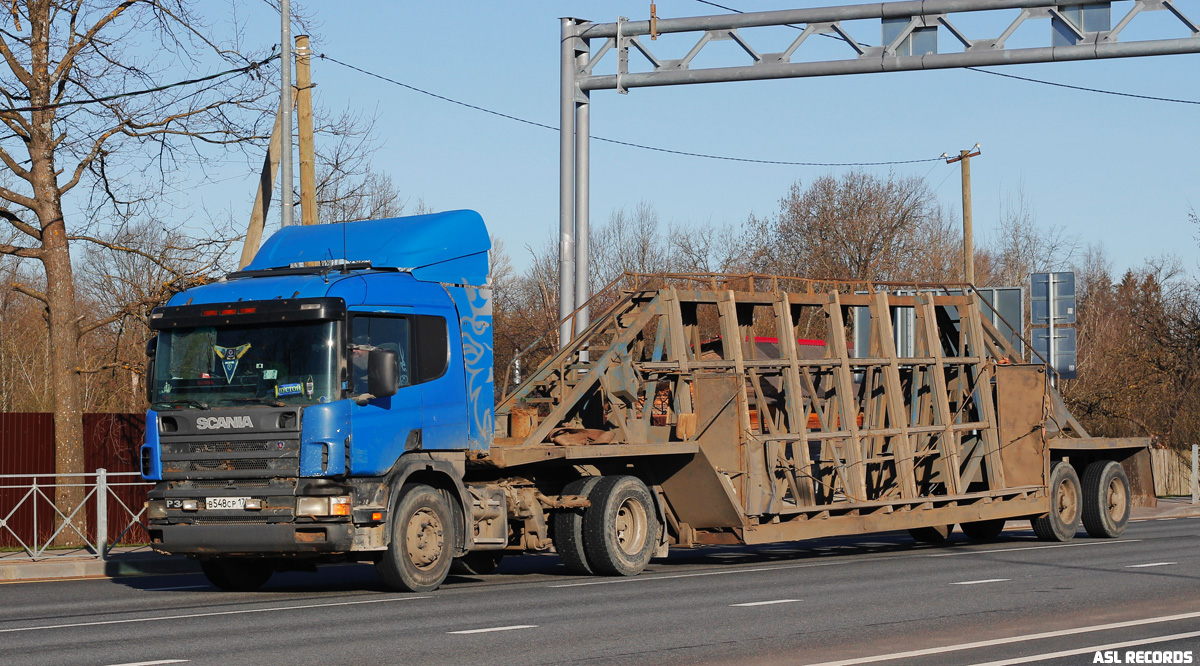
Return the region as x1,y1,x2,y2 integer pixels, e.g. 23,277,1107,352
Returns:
1032,461,1082,542
960,519,1006,541
376,484,454,592
1081,460,1131,538
582,476,659,576
200,558,274,591
908,525,953,544
552,476,602,575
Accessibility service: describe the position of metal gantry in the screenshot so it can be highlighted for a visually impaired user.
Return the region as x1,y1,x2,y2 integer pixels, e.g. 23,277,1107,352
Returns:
556,0,1200,347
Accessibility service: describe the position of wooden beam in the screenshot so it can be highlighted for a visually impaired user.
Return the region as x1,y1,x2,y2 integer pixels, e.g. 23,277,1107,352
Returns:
238,98,287,269
296,35,318,226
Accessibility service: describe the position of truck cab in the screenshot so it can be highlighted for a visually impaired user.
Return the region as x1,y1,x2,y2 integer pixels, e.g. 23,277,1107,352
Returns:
141,211,494,592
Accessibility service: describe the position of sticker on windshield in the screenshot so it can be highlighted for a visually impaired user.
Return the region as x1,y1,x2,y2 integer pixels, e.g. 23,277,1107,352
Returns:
276,383,303,397
305,376,315,399
213,343,251,383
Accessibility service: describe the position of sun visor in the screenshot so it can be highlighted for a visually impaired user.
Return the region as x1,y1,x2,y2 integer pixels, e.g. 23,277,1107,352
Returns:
245,209,491,285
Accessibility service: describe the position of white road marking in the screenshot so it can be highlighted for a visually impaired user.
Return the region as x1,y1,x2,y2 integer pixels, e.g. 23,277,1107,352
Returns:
1126,562,1177,568
447,624,536,635
549,559,848,588
927,539,1142,557
950,578,1010,585
141,585,210,591
799,610,1200,666
550,538,1148,588
730,599,802,607
0,595,428,634
963,629,1200,666
106,661,189,666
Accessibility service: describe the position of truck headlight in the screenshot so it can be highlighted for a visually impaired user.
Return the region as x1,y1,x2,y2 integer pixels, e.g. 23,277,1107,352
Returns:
147,500,167,520
297,495,352,516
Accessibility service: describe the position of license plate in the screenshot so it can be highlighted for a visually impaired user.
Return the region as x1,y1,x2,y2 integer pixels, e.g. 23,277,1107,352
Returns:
206,496,248,510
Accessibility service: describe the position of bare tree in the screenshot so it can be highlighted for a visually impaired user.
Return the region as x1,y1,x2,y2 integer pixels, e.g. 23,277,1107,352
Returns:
747,171,953,282
669,220,746,274
0,1,272,533
590,201,670,290
984,185,1078,286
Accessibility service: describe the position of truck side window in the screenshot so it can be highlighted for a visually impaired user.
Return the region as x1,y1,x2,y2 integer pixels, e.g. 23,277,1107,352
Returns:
351,315,411,390
413,315,449,383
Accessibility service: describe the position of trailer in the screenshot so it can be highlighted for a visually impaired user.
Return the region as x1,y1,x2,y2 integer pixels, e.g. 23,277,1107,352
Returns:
140,213,1152,592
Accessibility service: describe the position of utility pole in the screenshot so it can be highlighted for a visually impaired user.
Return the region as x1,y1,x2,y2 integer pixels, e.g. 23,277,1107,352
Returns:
280,0,294,227
296,35,317,226
945,143,980,285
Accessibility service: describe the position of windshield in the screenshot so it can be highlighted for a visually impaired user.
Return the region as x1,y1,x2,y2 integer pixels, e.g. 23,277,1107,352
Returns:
152,321,341,408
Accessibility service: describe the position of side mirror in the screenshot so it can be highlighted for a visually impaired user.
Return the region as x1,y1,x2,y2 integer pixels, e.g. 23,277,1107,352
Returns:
144,337,157,404
367,348,398,400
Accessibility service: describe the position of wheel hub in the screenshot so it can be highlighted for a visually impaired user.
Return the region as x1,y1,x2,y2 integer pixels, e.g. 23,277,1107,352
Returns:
1056,477,1078,522
405,507,444,570
614,498,649,556
1107,477,1128,522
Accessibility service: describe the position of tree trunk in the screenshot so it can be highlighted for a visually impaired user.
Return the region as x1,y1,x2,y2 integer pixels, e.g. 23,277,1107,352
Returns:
26,0,86,547
42,225,86,547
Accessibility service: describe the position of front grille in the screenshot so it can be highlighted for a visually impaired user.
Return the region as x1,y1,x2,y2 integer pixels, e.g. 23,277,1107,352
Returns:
171,459,274,472
162,440,293,455
189,479,274,489
192,516,276,525
160,438,300,480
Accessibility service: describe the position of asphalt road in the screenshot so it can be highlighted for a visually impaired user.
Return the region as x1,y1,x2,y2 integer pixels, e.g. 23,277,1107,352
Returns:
2,517,1198,666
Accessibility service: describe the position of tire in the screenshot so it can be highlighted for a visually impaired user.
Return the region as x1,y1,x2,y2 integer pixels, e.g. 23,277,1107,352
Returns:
1032,461,1082,542
1081,460,1131,538
200,558,274,591
582,476,660,576
376,484,455,593
960,519,1007,541
552,476,602,575
909,525,953,544
450,551,504,576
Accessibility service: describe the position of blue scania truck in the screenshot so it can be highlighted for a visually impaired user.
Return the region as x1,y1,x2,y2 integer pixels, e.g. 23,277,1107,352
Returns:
141,210,1152,593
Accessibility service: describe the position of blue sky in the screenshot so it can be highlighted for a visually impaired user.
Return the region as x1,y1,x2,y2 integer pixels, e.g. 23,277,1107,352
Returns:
196,1,1199,277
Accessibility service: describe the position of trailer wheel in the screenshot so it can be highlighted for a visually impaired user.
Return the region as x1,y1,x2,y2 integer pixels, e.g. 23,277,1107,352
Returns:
200,558,273,591
552,476,602,575
908,525,953,544
450,551,504,576
960,519,1007,541
582,476,659,576
1081,460,1131,538
1032,461,1082,542
376,484,454,592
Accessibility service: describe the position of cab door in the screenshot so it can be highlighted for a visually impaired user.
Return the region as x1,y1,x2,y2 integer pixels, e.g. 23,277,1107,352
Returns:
348,314,422,475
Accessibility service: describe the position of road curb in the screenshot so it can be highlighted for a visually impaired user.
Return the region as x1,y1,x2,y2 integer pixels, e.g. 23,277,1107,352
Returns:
0,555,199,582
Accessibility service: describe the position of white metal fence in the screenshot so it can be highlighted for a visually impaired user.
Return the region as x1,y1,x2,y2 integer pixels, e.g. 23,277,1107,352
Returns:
0,469,153,561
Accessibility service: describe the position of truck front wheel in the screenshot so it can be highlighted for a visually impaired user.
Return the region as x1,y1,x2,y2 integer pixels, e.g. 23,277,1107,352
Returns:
200,558,274,591
1032,461,1082,542
1081,460,1131,538
582,476,659,576
376,484,454,592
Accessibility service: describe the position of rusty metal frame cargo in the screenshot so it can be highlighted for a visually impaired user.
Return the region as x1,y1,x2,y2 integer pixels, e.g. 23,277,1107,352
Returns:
483,274,1152,549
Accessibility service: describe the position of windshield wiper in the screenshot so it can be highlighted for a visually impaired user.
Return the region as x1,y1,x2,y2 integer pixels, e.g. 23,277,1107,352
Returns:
153,399,210,410
220,397,286,407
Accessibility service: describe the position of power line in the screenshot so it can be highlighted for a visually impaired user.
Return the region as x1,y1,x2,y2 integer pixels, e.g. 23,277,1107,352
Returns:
2,53,279,114
694,0,1200,106
960,67,1200,105
316,53,941,167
